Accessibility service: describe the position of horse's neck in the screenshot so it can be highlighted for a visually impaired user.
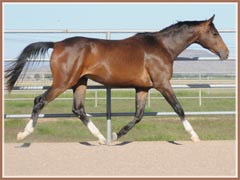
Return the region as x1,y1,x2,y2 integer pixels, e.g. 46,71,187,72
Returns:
158,27,199,60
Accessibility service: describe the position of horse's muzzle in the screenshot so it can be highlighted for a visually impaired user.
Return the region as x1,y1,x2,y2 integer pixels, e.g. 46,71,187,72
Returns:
219,49,229,60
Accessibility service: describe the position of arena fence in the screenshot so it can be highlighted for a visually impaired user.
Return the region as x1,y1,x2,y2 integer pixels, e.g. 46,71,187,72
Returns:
4,84,236,143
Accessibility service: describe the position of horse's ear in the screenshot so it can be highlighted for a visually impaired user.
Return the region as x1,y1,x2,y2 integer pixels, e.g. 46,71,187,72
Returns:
207,14,215,25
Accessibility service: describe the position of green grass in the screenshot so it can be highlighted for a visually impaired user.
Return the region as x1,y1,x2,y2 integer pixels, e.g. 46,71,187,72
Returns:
4,115,235,142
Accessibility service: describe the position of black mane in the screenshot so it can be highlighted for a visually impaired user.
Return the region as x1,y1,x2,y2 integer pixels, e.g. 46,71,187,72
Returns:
135,20,207,38
160,20,206,34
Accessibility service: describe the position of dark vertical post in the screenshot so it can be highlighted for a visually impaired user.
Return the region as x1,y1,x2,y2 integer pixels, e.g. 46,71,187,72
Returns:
105,31,112,144
106,87,112,143
106,32,112,143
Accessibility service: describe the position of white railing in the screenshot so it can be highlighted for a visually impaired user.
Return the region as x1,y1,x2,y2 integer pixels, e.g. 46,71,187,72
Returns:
4,29,236,33
5,83,235,108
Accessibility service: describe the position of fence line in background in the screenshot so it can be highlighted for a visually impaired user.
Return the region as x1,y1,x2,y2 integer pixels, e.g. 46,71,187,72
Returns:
4,29,236,33
4,111,236,119
4,84,236,118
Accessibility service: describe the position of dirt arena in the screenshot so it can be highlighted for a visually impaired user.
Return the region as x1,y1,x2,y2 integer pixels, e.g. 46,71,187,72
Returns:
4,140,236,177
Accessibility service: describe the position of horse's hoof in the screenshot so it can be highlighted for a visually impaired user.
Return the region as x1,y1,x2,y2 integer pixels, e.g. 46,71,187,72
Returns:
17,132,24,141
98,138,106,145
191,135,200,143
112,132,118,141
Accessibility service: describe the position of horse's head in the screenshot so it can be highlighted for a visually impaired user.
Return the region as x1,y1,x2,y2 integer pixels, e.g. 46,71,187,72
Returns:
196,15,229,60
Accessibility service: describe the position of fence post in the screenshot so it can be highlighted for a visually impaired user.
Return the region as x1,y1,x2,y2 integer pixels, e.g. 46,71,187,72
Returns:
106,87,112,144
106,32,111,40
199,88,202,106
199,73,202,106
105,31,112,144
43,74,45,86
148,89,151,107
95,90,98,107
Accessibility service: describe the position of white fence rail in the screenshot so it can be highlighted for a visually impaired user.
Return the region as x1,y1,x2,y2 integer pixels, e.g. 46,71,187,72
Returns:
4,29,236,33
5,84,236,106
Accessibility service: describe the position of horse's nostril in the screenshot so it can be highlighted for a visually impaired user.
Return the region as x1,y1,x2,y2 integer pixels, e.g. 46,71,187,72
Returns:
225,50,229,59
226,49,229,58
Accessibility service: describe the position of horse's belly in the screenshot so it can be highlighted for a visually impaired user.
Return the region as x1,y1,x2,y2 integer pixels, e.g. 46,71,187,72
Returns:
83,54,153,87
86,68,153,88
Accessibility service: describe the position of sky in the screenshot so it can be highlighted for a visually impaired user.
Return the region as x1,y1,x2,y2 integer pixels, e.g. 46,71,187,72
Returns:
3,3,237,58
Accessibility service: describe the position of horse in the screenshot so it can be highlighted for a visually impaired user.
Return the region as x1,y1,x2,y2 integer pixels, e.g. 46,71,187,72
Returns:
5,15,229,144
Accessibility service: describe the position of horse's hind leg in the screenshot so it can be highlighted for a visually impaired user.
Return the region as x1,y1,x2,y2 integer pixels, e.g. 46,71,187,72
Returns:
72,77,106,145
17,86,67,141
112,88,148,141
156,81,200,142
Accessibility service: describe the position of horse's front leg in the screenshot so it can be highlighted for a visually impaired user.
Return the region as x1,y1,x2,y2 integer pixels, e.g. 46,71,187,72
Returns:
72,78,106,145
112,88,148,141
156,81,200,142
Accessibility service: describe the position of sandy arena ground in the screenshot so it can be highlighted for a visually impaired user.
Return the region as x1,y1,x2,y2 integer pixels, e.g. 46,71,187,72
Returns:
3,141,236,177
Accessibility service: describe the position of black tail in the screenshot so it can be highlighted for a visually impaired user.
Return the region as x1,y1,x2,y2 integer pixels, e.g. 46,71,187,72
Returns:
5,42,54,92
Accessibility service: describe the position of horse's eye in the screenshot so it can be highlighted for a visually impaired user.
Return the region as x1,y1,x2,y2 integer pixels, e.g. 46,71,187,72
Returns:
213,32,219,36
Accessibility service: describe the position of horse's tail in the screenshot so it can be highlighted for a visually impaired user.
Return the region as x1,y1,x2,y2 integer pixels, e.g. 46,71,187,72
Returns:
5,42,54,92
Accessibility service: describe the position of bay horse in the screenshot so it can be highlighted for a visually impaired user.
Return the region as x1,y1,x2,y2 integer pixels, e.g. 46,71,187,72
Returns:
5,15,229,144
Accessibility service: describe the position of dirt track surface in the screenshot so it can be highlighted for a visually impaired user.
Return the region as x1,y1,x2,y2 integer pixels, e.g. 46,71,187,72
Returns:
4,141,236,177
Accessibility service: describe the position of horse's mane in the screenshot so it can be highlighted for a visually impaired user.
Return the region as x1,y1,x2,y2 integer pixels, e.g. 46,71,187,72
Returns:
159,20,206,34
135,20,206,38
